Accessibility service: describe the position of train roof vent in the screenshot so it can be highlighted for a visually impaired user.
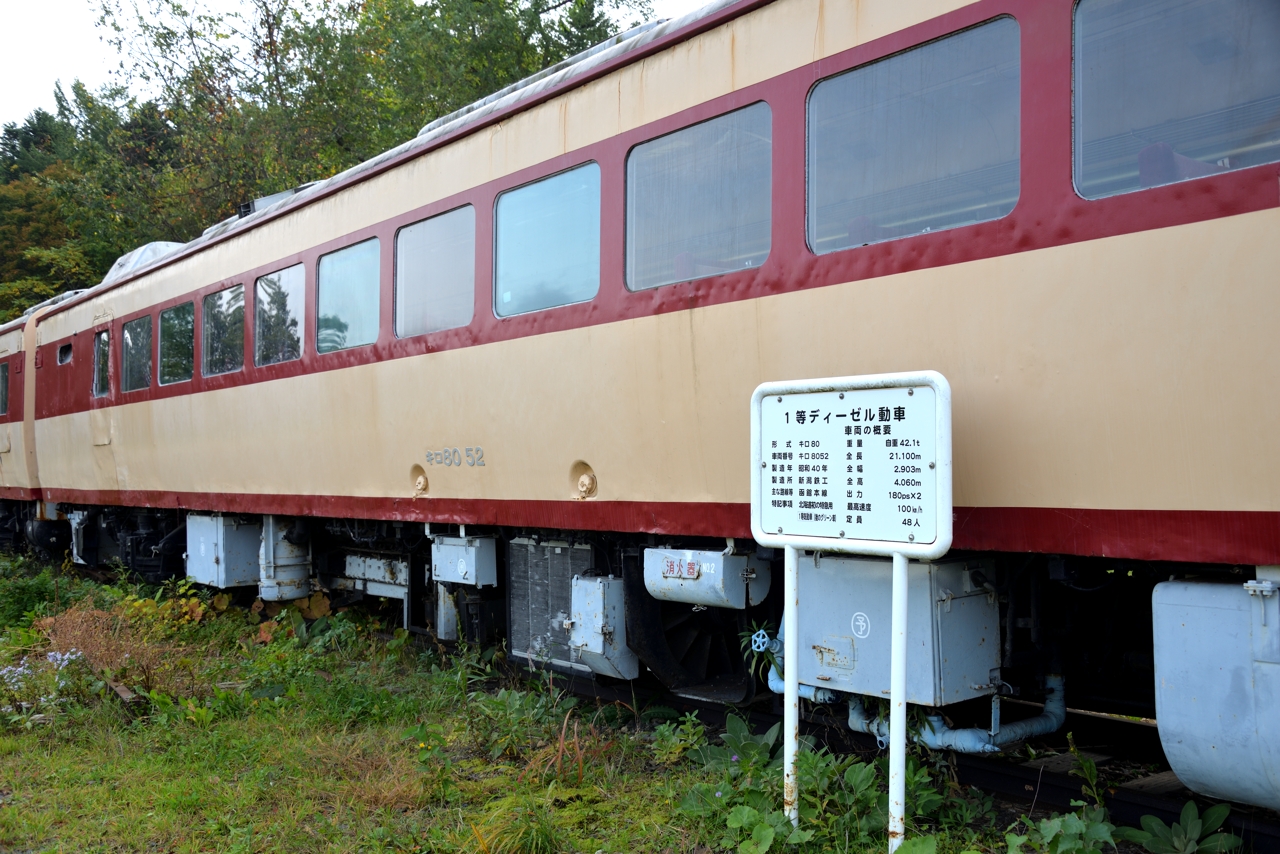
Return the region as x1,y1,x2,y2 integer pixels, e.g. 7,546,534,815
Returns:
236,181,320,220
100,242,186,287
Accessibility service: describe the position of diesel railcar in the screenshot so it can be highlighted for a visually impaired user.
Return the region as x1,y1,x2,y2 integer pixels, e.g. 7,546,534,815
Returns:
1,0,1278,812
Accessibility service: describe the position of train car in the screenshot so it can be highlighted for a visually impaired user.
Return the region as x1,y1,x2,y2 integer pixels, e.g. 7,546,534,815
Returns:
3,0,1279,811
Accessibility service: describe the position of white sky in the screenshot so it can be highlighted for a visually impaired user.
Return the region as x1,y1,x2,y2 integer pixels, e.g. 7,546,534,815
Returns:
1,0,709,130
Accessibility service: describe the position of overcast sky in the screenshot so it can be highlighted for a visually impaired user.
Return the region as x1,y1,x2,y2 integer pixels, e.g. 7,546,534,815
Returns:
1,0,709,130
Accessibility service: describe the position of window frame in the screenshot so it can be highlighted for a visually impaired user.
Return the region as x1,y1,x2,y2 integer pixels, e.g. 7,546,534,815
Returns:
254,263,307,368
393,204,476,340
803,14,1022,255
201,283,246,378
158,300,195,386
120,315,153,394
623,101,774,292
493,160,603,319
315,237,382,355
1071,0,1280,200
92,329,110,399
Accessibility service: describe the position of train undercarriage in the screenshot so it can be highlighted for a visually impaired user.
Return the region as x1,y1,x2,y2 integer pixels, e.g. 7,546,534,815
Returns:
4,498,1276,812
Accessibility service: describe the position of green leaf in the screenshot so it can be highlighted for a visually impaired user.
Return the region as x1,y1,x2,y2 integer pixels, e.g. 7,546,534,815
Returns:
727,805,761,829
725,714,750,739
1143,815,1174,842
785,827,815,845
745,821,775,853
1197,834,1241,854
1200,804,1231,837
677,782,722,816
1114,828,1151,844
1006,831,1030,854
897,835,938,854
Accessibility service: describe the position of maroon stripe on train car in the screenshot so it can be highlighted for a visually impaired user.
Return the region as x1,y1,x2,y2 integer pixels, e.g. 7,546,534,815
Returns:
37,487,1280,564
0,487,40,501
30,0,1280,420
952,507,1280,566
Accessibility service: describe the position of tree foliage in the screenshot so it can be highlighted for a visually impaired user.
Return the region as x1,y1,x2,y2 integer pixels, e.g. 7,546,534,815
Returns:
0,0,651,322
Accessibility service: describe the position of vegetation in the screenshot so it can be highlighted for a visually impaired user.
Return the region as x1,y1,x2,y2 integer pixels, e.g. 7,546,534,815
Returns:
0,553,1244,852
0,0,652,322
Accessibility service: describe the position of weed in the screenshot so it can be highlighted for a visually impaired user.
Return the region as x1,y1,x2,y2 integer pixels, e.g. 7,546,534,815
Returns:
467,687,578,760
651,711,706,765
1068,732,1106,807
468,790,563,854
1114,802,1241,854
1007,804,1117,854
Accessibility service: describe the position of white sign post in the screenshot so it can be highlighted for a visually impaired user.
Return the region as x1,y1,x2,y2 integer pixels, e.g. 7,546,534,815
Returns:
750,372,952,853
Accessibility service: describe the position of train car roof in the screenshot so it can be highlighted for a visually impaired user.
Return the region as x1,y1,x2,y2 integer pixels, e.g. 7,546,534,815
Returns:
33,0,764,327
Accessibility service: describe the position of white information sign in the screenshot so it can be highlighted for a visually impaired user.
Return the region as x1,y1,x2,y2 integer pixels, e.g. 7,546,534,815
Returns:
750,372,952,560
750,372,952,850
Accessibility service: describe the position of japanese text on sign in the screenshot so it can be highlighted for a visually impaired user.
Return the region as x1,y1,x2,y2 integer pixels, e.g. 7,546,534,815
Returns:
758,386,937,546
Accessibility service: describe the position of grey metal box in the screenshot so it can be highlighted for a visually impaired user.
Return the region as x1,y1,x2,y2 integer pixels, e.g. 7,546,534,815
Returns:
185,515,261,588
432,536,498,587
796,554,999,707
569,576,639,680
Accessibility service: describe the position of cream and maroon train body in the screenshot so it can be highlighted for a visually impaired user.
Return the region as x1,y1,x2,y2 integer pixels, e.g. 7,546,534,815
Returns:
2,0,1279,811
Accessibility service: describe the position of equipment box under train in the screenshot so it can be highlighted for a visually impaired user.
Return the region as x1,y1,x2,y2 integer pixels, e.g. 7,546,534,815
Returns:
797,555,998,706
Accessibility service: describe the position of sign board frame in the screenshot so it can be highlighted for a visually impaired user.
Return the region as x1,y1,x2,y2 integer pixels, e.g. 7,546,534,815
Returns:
750,370,953,560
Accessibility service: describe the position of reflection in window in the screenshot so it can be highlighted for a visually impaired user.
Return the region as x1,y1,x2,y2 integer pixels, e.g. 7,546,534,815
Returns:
203,284,244,376
255,264,304,367
1075,0,1280,199
495,163,600,316
627,104,772,290
395,207,475,337
807,18,1020,254
317,238,380,353
93,331,109,397
159,302,194,385
0,363,8,416
121,316,152,392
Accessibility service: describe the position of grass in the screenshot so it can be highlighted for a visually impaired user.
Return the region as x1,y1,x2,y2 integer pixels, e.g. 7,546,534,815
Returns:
0,555,1024,853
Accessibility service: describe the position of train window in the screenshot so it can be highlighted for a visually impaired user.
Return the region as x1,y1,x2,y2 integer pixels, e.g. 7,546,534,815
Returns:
317,238,380,353
494,162,600,317
202,284,244,376
807,17,1020,254
1075,0,1280,199
0,363,8,416
57,344,72,365
93,330,109,397
395,206,475,337
121,316,152,392
626,103,772,290
159,302,194,385
255,263,304,367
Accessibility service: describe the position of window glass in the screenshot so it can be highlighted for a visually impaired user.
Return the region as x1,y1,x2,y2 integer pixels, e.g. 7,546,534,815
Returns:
627,104,772,290
495,163,600,316
57,344,72,365
203,284,245,376
807,18,1020,254
317,238,381,353
159,302,194,385
1075,0,1280,199
255,263,304,367
121,316,152,392
0,363,8,416
395,207,475,337
93,331,109,397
